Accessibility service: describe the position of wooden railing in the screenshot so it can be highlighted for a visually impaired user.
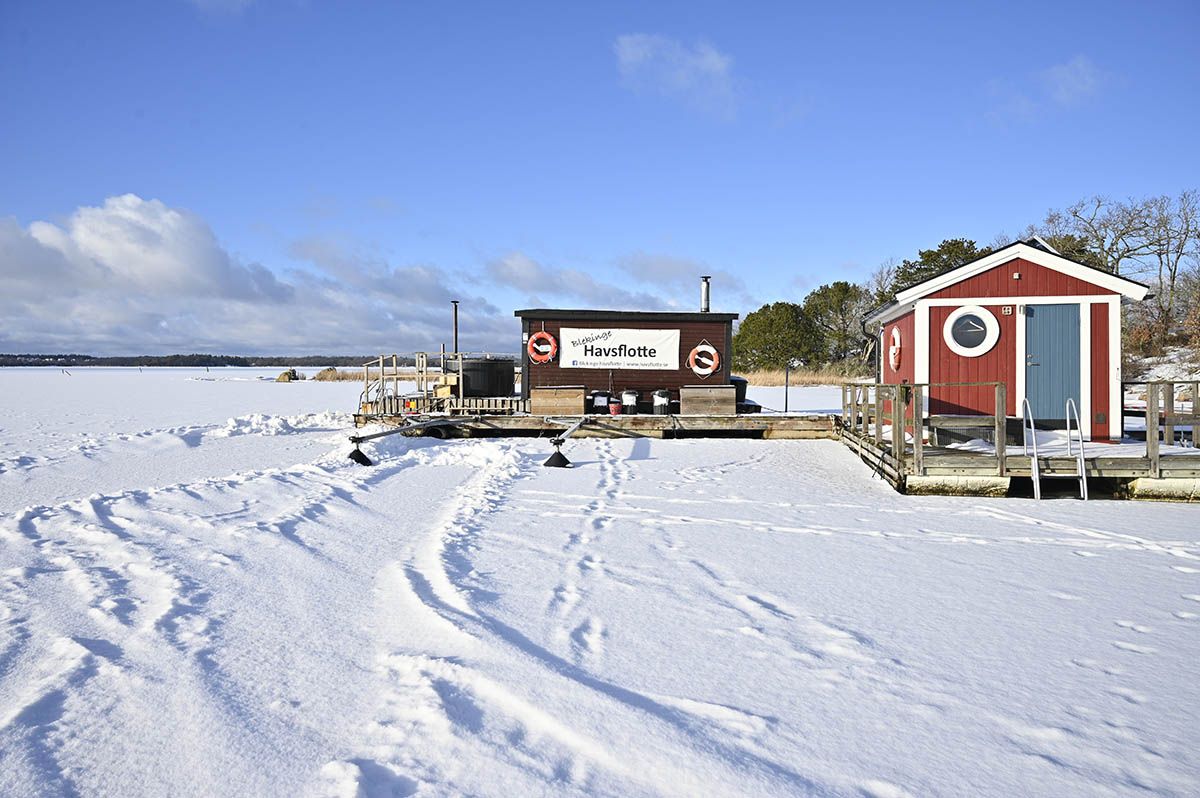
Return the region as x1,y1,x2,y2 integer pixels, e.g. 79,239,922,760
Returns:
1123,381,1198,478
359,351,520,416
840,382,1006,483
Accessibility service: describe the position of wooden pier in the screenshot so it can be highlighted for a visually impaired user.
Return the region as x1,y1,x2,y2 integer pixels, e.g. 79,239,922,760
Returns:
838,381,1200,499
353,411,835,440
351,351,1197,499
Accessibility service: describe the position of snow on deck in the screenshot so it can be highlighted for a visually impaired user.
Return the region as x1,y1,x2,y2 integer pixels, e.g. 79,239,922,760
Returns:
0,369,1198,797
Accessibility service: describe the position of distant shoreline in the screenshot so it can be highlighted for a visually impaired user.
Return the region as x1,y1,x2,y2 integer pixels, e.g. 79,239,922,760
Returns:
0,355,396,368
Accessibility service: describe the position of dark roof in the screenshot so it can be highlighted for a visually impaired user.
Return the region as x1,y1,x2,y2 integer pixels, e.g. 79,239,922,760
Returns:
514,308,738,322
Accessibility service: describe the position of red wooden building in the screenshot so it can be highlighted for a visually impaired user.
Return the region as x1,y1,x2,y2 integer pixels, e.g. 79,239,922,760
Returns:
863,239,1148,441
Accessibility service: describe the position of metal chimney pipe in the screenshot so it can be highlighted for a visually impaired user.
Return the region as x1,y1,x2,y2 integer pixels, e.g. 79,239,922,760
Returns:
451,300,460,354
700,276,711,313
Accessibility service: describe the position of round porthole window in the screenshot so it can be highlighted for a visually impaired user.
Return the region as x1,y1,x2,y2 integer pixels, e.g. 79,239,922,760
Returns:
943,305,999,357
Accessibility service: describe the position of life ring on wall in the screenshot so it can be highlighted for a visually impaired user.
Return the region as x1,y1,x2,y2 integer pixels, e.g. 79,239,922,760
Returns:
889,326,902,371
688,343,720,378
527,330,558,363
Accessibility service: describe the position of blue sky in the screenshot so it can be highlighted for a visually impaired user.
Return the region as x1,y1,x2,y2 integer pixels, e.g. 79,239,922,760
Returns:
1,0,1197,354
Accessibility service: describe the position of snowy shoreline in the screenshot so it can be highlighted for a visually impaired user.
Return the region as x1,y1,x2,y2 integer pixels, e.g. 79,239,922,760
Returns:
1,369,1197,796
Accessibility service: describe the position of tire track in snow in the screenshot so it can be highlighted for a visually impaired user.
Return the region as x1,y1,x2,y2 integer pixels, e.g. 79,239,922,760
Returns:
337,439,837,797
0,435,449,794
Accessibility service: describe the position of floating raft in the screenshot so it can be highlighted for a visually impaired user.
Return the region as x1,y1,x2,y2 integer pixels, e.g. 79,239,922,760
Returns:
352,412,836,440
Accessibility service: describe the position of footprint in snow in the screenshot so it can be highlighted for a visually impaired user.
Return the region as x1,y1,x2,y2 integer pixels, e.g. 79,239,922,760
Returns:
858,779,915,798
1106,687,1146,705
1112,641,1157,654
570,617,605,658
1115,620,1152,633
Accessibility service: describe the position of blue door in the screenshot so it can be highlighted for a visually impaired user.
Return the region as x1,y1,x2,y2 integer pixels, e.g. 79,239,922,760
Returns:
1025,304,1080,421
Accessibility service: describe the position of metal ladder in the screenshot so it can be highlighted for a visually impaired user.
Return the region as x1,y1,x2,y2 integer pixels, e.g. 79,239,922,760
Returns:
1021,397,1088,500
1065,397,1089,500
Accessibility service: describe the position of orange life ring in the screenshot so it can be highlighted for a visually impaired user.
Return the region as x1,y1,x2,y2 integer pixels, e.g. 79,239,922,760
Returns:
528,330,558,363
688,343,720,377
889,326,902,371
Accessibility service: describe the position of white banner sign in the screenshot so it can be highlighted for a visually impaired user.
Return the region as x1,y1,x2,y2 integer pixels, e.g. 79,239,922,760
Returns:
560,328,680,370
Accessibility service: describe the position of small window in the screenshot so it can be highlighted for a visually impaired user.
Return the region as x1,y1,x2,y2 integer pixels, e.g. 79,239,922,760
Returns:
943,305,999,357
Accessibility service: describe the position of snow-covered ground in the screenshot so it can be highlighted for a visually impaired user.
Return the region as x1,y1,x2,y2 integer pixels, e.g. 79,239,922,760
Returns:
1129,347,1200,383
1,369,1198,797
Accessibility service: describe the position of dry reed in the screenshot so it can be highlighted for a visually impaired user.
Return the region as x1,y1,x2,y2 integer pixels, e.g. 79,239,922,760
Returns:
311,367,418,382
737,368,869,386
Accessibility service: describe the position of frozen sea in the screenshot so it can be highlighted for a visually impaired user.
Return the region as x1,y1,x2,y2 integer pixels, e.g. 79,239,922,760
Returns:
0,368,1197,797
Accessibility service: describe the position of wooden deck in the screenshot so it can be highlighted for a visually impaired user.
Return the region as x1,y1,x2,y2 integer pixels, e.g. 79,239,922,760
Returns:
353,411,836,439
838,381,1200,499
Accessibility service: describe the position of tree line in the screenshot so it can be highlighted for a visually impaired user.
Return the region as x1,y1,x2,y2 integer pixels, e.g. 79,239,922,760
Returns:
0,354,385,368
732,190,1200,372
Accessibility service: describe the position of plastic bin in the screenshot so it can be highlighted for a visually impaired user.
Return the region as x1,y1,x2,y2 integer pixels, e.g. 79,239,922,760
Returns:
652,389,670,415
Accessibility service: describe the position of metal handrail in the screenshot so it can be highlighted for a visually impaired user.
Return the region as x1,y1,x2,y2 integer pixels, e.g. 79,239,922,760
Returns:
1065,397,1088,500
1021,397,1041,500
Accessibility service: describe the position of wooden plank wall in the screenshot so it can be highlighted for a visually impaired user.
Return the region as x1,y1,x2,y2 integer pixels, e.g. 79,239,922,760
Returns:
521,317,733,400
928,304,1017,417
928,258,1113,299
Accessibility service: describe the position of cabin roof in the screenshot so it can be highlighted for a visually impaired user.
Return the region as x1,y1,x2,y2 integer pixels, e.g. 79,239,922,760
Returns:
515,309,738,323
863,240,1149,326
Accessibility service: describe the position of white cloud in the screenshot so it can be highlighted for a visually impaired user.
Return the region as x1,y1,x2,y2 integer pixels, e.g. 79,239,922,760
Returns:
487,252,672,310
1042,55,1103,106
0,195,758,356
614,34,736,118
984,55,1106,121
0,195,512,356
25,194,292,302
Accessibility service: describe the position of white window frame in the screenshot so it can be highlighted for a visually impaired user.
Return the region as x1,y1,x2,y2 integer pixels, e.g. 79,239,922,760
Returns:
942,305,1000,357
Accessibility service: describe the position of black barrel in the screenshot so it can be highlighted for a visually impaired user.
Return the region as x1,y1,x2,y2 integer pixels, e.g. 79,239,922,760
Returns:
730,375,748,405
460,358,516,397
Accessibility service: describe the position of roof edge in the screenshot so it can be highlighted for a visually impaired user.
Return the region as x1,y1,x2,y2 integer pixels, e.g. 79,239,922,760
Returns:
514,308,739,321
891,241,1150,305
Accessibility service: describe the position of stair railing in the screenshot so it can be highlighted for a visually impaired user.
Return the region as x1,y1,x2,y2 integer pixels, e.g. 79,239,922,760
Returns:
1021,397,1042,500
1065,397,1088,500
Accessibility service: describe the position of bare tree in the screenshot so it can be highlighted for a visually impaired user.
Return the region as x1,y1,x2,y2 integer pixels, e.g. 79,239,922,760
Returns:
1067,195,1154,275
1141,190,1200,352
864,257,898,304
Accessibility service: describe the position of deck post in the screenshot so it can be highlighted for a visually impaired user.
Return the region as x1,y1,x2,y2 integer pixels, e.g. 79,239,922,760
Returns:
841,385,848,430
994,383,1006,477
1147,383,1160,478
850,386,859,438
1194,382,1199,447
860,386,869,437
891,387,905,472
1163,381,1175,446
912,385,923,475
878,386,888,448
